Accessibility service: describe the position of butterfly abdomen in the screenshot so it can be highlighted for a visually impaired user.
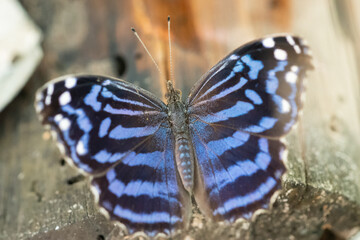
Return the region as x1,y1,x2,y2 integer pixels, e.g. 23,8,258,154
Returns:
174,135,194,192
168,101,194,193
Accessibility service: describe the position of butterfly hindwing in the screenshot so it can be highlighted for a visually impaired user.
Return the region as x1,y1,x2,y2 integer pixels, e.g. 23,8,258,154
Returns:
191,121,285,221
91,127,191,236
188,36,312,221
35,75,191,235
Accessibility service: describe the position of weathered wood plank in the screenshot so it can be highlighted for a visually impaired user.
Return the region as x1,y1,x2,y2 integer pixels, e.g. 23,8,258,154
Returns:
1,0,359,239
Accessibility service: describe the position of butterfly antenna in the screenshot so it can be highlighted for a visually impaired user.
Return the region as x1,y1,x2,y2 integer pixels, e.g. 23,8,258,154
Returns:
168,16,174,84
131,27,162,74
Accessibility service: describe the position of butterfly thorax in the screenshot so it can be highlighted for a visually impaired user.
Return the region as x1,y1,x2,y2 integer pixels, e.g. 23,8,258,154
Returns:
167,83,194,193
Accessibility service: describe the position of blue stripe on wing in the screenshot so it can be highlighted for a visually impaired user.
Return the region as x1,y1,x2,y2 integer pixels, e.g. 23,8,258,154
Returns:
35,75,167,174
190,122,285,221
188,36,313,137
91,127,191,236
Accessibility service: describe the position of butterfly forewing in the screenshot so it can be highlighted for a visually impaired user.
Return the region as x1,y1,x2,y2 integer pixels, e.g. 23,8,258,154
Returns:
188,36,312,221
36,75,167,174
188,36,313,137
35,75,191,235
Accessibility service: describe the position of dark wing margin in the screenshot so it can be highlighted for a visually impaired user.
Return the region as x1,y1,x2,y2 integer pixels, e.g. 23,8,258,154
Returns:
35,75,191,236
187,36,312,221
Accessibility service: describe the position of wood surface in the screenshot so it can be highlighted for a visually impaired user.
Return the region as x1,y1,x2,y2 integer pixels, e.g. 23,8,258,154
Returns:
1,0,360,239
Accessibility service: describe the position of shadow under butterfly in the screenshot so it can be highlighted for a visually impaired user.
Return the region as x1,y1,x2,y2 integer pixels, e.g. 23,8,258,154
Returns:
35,34,313,237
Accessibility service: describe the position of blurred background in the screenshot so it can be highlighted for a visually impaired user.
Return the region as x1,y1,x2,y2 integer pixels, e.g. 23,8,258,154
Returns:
0,0,360,239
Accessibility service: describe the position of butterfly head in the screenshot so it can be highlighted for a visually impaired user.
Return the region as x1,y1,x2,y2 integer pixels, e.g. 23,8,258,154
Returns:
165,81,182,104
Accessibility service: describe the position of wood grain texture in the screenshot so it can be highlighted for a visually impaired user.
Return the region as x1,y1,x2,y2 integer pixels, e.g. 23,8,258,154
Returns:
1,0,360,239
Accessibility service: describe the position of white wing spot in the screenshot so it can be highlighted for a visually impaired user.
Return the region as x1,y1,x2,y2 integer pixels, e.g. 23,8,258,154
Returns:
274,49,287,60
103,80,111,86
229,54,240,60
285,71,297,83
262,38,275,48
45,95,51,105
59,118,71,131
59,91,71,105
281,99,291,113
291,65,299,72
286,36,295,45
47,84,54,96
76,140,86,155
294,45,301,54
54,114,63,122
65,77,77,89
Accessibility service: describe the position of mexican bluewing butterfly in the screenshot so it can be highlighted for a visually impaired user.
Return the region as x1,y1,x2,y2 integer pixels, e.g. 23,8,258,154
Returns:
35,35,313,237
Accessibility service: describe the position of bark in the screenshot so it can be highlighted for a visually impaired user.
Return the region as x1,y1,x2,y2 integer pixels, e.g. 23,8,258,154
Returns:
1,0,359,239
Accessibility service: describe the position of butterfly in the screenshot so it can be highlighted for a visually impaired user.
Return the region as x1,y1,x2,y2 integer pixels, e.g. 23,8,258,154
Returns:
35,35,313,237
